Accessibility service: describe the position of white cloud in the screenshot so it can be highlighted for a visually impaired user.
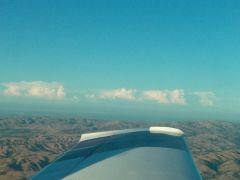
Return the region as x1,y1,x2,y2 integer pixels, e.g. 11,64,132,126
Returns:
72,96,79,100
168,89,187,105
142,90,169,103
85,93,96,99
85,88,136,100
100,88,136,100
142,89,187,105
2,81,65,99
85,88,187,104
193,91,215,106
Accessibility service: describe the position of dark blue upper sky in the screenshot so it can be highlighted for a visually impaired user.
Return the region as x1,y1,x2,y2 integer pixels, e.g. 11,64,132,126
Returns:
0,0,240,120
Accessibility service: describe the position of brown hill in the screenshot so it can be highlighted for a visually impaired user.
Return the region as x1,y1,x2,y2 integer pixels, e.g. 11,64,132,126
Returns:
0,116,239,180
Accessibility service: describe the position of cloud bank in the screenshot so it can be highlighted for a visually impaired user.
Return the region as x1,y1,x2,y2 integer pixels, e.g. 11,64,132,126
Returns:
193,91,215,106
99,88,136,100
85,88,187,105
2,81,65,99
1,82,215,107
142,89,186,105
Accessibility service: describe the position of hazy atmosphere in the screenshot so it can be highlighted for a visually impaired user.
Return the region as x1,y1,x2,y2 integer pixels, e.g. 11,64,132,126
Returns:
1,0,240,121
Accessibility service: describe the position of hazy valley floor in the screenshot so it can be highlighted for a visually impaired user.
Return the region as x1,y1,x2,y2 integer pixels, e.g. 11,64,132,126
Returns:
0,116,239,180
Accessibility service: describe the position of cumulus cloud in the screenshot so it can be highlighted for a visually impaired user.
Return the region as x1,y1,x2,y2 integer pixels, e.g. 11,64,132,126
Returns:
2,81,65,99
193,91,215,106
142,89,187,105
72,96,79,100
85,93,97,99
99,88,136,100
85,88,136,100
142,90,169,103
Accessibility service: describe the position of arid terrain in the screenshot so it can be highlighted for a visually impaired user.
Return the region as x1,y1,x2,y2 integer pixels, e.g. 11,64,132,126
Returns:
0,116,239,180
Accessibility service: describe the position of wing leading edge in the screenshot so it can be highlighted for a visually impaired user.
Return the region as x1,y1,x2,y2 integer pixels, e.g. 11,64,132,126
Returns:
31,127,202,180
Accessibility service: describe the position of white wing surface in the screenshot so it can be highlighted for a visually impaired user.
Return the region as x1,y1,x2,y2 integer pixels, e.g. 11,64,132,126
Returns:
31,127,202,180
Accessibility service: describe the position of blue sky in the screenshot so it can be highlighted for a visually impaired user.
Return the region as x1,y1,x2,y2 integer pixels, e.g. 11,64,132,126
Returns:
0,0,240,121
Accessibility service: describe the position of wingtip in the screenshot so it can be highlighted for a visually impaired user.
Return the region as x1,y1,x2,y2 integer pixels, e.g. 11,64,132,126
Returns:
149,127,184,136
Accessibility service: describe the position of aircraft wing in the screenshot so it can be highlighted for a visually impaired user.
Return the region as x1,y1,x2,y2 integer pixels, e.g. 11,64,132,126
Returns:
31,127,202,180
